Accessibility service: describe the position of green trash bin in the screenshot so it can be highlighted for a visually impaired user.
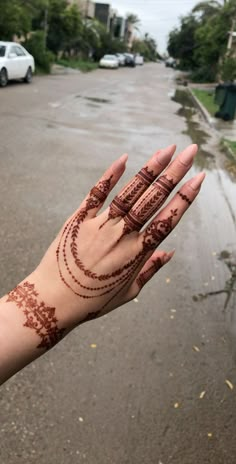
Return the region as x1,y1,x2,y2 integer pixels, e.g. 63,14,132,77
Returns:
215,84,227,106
215,83,236,121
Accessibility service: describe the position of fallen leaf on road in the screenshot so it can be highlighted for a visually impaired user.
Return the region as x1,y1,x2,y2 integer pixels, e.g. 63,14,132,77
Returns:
90,344,97,348
193,345,200,352
225,379,234,390
199,391,206,399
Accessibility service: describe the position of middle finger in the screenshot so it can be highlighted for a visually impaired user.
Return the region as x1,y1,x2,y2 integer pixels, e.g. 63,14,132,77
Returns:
119,144,198,235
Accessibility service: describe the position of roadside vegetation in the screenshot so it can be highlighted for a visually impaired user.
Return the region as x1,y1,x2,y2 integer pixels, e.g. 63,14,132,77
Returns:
191,89,218,116
0,0,159,73
167,0,236,83
224,139,236,157
56,58,98,72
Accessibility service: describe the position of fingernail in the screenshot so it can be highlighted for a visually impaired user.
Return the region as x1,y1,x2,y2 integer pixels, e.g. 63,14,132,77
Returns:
189,172,206,190
163,249,175,263
179,144,198,166
157,144,176,166
119,153,128,164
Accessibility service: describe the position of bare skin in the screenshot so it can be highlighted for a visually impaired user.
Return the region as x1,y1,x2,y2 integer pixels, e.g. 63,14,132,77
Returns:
0,143,205,384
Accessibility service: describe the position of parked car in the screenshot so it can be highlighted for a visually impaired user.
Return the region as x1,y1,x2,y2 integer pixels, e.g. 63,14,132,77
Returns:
99,55,119,69
116,53,126,66
135,54,144,65
124,53,136,68
0,41,35,87
165,57,177,69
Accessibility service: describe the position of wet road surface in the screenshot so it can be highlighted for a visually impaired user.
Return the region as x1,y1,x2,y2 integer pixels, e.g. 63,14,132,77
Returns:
1,64,236,464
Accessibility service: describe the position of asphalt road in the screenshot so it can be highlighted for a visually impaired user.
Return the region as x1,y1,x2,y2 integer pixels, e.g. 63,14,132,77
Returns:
1,63,236,464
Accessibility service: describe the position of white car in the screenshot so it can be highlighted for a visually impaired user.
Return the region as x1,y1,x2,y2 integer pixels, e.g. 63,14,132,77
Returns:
135,54,144,65
116,53,125,66
99,55,119,69
0,41,35,87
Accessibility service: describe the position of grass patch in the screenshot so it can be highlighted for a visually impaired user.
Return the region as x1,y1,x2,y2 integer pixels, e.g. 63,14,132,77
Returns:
221,138,236,176
56,58,98,72
191,88,218,117
224,139,236,157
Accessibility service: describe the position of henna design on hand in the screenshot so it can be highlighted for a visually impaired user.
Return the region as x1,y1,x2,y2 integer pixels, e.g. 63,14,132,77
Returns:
122,175,176,236
57,176,145,301
142,209,178,252
177,191,191,205
7,282,65,350
100,166,156,228
136,258,163,290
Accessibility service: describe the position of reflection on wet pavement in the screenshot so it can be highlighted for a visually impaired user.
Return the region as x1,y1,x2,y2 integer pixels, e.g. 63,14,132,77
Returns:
76,95,111,104
193,250,236,310
172,89,214,169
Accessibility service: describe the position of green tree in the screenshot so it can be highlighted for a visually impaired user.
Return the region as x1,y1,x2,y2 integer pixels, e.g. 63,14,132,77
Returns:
167,14,199,70
167,0,236,82
132,33,158,61
192,0,221,20
0,0,31,39
125,13,141,31
193,0,236,81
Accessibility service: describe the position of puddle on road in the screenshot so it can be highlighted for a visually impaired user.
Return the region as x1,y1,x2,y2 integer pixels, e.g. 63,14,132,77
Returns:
193,250,236,310
76,95,111,104
172,89,214,169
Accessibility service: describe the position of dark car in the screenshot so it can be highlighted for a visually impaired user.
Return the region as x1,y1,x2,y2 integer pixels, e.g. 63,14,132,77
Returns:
165,57,177,69
124,53,136,68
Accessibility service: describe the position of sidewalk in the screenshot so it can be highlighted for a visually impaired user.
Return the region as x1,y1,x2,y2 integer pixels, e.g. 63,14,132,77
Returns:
189,84,236,140
188,84,236,158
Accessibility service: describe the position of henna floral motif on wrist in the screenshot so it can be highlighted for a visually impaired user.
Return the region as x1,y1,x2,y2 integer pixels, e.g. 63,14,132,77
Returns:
7,282,65,350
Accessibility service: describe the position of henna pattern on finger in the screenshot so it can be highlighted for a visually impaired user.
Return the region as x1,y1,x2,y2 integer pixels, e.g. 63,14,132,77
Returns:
136,258,163,290
177,191,191,205
100,166,156,229
142,209,178,252
121,175,176,237
7,282,65,350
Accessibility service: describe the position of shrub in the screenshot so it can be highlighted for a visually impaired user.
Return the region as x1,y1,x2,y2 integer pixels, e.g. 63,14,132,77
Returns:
23,31,54,73
220,56,236,82
190,65,217,83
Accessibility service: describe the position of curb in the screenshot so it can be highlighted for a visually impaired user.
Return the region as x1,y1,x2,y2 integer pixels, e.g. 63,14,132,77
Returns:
187,88,215,128
185,87,236,162
221,140,236,162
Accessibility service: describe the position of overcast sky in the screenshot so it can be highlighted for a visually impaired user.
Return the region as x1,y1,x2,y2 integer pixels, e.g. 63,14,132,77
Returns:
110,0,221,53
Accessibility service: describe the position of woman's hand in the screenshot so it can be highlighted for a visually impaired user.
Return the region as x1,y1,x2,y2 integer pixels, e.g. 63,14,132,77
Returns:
27,143,205,333
1,143,205,383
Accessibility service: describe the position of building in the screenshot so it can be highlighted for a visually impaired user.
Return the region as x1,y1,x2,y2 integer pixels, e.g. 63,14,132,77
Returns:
67,0,95,18
94,3,117,32
113,16,126,39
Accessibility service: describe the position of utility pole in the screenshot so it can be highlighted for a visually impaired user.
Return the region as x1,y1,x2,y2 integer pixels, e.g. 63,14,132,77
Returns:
227,18,236,52
44,6,48,50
